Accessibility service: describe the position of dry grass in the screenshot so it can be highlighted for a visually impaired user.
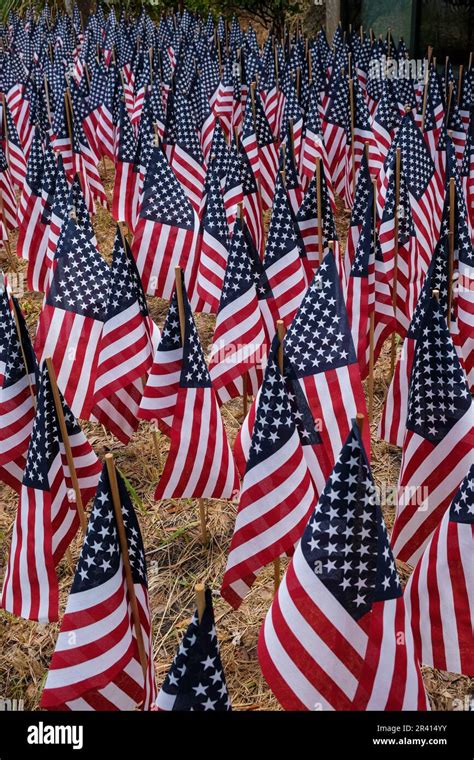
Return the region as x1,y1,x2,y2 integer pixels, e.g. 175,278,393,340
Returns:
0,161,472,712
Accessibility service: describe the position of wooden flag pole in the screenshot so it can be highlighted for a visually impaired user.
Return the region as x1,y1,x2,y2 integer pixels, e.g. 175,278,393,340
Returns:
273,318,286,594
390,147,401,378
348,77,356,198
316,157,324,264
195,582,206,623
355,412,365,435
448,177,455,329
458,65,464,104
368,179,377,424
105,453,148,681
174,267,208,546
0,189,13,261
446,82,454,127
45,357,87,534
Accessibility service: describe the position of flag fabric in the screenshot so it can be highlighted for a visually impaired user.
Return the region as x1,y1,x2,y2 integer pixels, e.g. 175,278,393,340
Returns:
296,164,341,280
221,334,318,609
405,464,474,676
196,161,230,313
392,296,474,567
1,364,101,623
40,462,157,710
93,227,155,404
284,251,369,478
131,144,200,308
35,185,110,419
112,100,139,231
258,421,428,711
154,276,239,500
209,214,266,402
154,588,231,711
0,287,37,494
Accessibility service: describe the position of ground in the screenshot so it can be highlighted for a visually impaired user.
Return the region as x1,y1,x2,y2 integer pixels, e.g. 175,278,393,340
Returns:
0,159,472,711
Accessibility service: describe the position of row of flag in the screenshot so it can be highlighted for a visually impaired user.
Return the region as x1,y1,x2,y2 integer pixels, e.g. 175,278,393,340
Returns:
0,5,473,710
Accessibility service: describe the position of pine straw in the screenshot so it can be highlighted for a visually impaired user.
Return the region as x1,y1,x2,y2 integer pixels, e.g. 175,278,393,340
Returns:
0,163,472,712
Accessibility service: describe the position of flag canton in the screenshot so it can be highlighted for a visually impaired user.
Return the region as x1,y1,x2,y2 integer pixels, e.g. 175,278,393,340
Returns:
175,93,203,165
160,294,183,350
49,157,70,222
449,465,474,525
407,299,471,443
40,145,57,224
353,78,371,131
265,179,302,260
397,115,435,199
141,146,195,229
350,206,377,278
209,120,230,180
285,363,322,446
160,590,230,711
421,69,443,132
285,253,357,375
375,82,401,133
202,170,230,248
23,367,59,490
1,298,36,389
46,216,110,321
297,172,337,241
218,221,253,310
118,101,138,163
325,74,349,131
107,230,147,320
350,153,373,226
239,146,258,196
279,132,299,191
460,132,473,179
181,284,212,389
26,130,44,195
301,425,401,622
253,94,275,147
408,237,450,339
247,339,297,471
72,464,147,593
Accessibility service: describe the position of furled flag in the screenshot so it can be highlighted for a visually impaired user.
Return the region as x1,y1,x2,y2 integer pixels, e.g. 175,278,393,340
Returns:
196,160,231,313
40,461,157,709
35,189,110,419
112,99,139,231
280,125,304,216
263,171,307,327
392,296,474,567
258,421,428,710
221,334,318,609
1,99,27,191
1,364,101,623
131,144,200,308
345,201,395,380
209,213,266,402
0,142,17,244
93,227,155,405
154,276,239,500
46,155,71,263
300,85,332,198
344,150,373,279
154,588,231,710
461,115,474,236
242,88,278,212
284,251,369,478
171,92,206,214
0,284,37,493
405,464,474,676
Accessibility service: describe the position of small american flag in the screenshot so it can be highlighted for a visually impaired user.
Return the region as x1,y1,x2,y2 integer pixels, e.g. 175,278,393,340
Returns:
112,99,139,231
196,161,230,313
393,296,474,567
405,463,474,676
40,461,157,710
1,364,101,622
155,588,231,711
258,420,428,710
154,276,238,500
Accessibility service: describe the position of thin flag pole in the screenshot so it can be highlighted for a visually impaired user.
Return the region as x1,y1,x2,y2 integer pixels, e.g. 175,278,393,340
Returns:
273,318,286,594
448,177,455,329
368,178,377,424
195,582,206,623
458,65,463,105
390,146,401,378
45,357,87,534
348,76,356,199
355,412,365,436
174,267,208,546
105,453,148,681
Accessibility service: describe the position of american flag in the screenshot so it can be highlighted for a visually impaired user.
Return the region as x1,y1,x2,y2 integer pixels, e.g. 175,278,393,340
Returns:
0,287,37,494
46,156,72,264
344,151,373,280
263,172,307,327
371,80,402,170
196,161,230,313
296,162,341,279
461,115,474,236
170,92,206,214
209,213,266,403
94,227,155,404
239,137,264,258
155,588,231,710
1,364,101,623
1,98,27,191
392,296,474,567
0,142,17,243
322,69,349,201
221,334,317,609
300,86,333,200
40,461,157,710
154,276,238,500
284,251,369,478
131,144,200,308
280,125,304,216
405,463,474,676
35,194,110,420
112,99,139,231
245,89,278,212
258,421,428,710
453,151,474,391
345,202,395,380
